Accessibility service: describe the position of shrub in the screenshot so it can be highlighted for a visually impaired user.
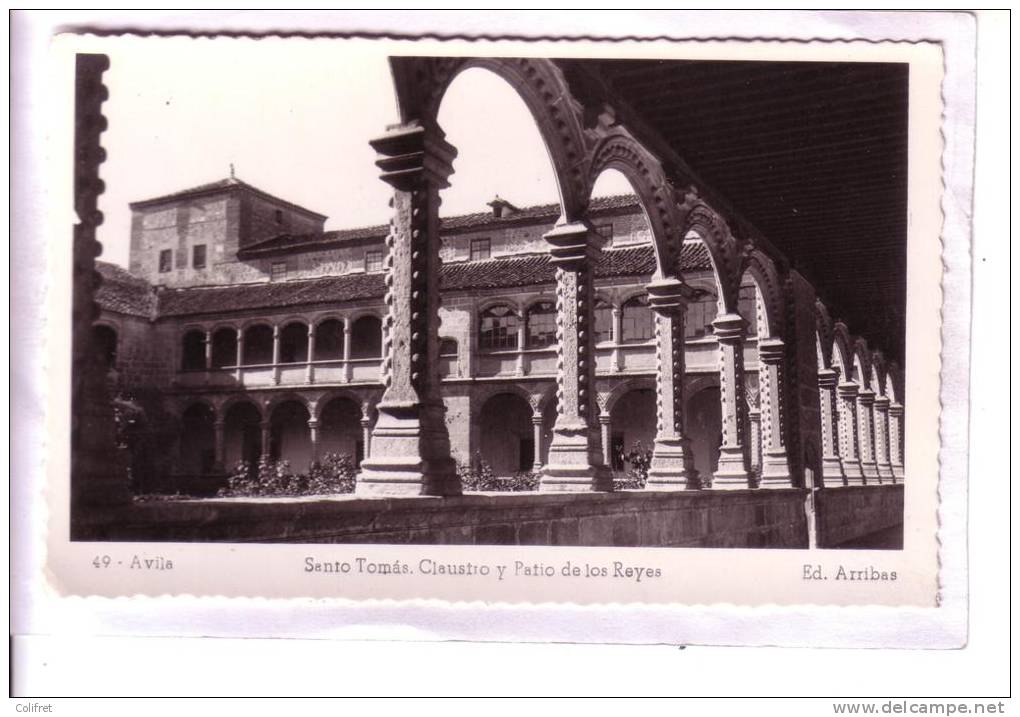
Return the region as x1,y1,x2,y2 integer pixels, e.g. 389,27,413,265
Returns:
456,454,540,492
615,440,653,490
216,452,356,497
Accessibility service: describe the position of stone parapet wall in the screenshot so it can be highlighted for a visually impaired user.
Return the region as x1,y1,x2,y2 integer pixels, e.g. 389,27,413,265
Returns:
85,489,811,547
814,484,904,548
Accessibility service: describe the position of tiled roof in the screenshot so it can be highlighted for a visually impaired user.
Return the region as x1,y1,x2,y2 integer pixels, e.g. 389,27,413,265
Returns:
155,242,712,318
235,194,643,257
95,262,157,318
129,176,327,220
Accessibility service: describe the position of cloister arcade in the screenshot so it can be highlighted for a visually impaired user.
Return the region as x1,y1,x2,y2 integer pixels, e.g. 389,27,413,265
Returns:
86,56,905,499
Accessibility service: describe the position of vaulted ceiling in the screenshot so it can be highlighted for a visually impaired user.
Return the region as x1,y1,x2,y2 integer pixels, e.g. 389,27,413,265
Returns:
573,59,909,362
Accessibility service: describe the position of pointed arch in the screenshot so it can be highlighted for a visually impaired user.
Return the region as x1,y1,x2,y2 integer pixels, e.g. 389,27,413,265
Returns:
683,203,746,315
815,301,835,370
390,57,590,222
852,338,872,388
587,130,683,281
741,249,786,339
831,322,854,381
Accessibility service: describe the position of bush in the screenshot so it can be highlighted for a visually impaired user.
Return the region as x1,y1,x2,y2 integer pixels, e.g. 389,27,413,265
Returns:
217,452,356,497
457,453,540,492
615,440,653,490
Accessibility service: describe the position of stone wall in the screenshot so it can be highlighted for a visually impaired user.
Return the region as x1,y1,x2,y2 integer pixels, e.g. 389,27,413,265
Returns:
814,484,904,548
87,488,812,547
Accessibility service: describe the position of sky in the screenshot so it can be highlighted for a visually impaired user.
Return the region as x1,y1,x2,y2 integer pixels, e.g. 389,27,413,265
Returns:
96,39,632,267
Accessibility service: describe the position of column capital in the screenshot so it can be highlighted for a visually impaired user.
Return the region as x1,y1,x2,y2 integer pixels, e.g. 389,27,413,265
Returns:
837,382,859,399
889,402,904,417
598,413,611,425
307,418,319,429
873,395,891,410
817,368,839,387
857,389,876,406
532,415,545,426
645,278,696,316
757,337,786,364
711,313,746,342
369,120,457,191
543,222,600,270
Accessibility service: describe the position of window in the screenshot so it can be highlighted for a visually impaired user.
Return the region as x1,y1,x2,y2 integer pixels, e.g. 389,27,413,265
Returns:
594,297,614,343
158,249,173,273
439,337,459,357
685,289,718,339
192,244,207,269
479,305,520,351
737,284,759,336
242,325,274,365
595,223,613,247
470,238,491,261
525,301,557,349
364,250,383,273
271,262,287,281
620,295,654,343
181,330,206,371
274,209,284,224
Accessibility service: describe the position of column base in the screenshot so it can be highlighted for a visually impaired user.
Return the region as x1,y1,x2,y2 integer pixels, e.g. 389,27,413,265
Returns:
759,450,793,488
861,460,880,482
712,445,751,489
821,457,846,488
891,463,904,481
842,460,866,486
876,462,894,483
539,425,612,492
355,402,460,497
645,437,699,490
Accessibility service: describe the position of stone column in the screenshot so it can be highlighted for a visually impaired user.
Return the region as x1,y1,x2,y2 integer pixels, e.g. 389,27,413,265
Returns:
598,414,612,468
645,278,697,490
360,413,373,462
234,331,243,381
356,121,460,496
889,402,905,480
306,324,316,384
260,420,272,461
817,368,845,487
856,389,879,481
836,382,864,484
213,419,225,472
466,310,477,379
532,415,544,471
610,306,622,372
342,316,353,383
308,418,320,463
873,395,893,480
515,316,527,375
204,330,213,370
757,337,793,487
748,405,762,474
711,313,751,488
538,222,611,492
271,324,281,386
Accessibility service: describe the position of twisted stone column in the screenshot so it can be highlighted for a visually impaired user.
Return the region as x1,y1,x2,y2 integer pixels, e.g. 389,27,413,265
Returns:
712,313,751,488
873,395,893,480
539,222,611,492
356,121,460,496
757,337,793,487
817,368,845,487
836,382,864,485
889,402,905,480
645,278,697,490
856,389,879,481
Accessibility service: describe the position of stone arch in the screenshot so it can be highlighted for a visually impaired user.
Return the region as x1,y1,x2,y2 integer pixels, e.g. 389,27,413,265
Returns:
683,204,746,316
885,362,904,404
389,57,590,222
603,377,656,415
222,398,263,469
870,352,888,397
91,322,119,370
312,389,365,421
178,401,216,475
587,130,684,280
852,338,872,389
741,249,786,339
815,301,835,370
219,394,262,422
831,322,854,381
263,391,312,419
472,381,539,417
317,393,365,464
476,391,537,476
